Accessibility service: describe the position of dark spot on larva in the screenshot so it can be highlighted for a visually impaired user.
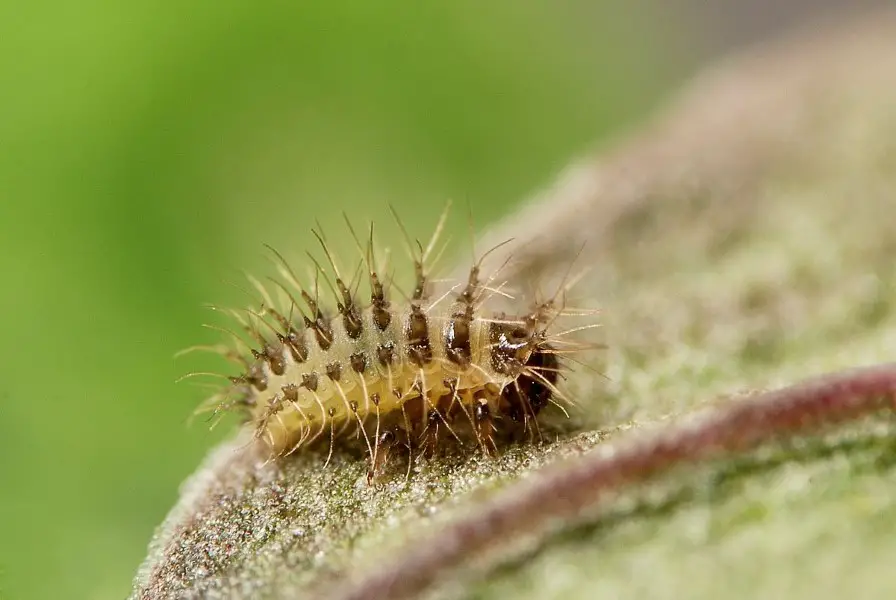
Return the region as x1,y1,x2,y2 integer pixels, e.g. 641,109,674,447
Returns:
328,406,336,417
343,307,363,338
301,291,334,351
279,328,309,363
307,316,334,351
376,342,396,367
443,262,481,364
246,363,268,391
337,278,364,339
445,310,473,366
406,306,433,366
326,361,343,381
350,351,368,374
262,344,287,376
392,387,403,399
373,305,392,331
371,392,381,406
350,401,358,413
281,383,299,402
489,321,530,376
369,272,393,331
301,371,319,392
261,394,284,421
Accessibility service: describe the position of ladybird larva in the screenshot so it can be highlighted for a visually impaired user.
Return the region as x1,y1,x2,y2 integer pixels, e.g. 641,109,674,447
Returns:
186,204,600,482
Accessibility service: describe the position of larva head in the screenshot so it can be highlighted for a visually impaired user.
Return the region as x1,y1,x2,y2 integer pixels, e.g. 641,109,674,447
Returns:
488,297,563,378
487,296,569,421
499,344,559,422
488,320,536,377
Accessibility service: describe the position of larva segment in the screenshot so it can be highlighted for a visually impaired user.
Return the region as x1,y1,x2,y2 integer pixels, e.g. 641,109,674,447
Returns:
190,206,600,482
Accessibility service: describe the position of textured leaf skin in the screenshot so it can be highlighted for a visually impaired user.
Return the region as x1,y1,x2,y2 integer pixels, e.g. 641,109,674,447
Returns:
132,11,896,600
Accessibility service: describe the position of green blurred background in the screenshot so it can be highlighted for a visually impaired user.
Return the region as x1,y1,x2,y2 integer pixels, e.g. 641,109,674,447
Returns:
0,2,687,598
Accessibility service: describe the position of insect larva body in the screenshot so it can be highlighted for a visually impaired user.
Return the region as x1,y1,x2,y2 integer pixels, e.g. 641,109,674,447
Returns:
191,205,597,481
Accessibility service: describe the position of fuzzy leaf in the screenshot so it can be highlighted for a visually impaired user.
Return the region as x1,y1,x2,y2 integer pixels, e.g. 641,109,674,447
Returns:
132,10,896,600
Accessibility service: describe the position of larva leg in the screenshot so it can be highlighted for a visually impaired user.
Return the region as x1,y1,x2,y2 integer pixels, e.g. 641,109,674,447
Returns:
367,430,395,485
367,427,412,485
473,393,498,457
418,409,442,459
